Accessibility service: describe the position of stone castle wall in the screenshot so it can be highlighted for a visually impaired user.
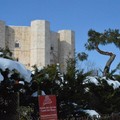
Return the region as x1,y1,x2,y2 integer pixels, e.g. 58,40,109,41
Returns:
0,20,75,73
0,21,5,48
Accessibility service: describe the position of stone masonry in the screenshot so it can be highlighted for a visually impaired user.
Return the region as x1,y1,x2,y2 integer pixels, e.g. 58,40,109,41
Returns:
0,20,75,73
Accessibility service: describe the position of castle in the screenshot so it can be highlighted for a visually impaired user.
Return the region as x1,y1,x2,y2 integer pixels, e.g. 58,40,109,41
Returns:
0,20,75,73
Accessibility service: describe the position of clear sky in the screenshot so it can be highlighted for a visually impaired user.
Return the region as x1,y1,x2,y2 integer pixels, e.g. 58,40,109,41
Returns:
0,0,120,72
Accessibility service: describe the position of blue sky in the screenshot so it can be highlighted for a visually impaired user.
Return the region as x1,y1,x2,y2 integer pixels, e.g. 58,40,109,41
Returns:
0,0,120,72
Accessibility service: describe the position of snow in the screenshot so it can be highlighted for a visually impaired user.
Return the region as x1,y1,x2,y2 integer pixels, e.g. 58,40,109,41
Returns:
0,73,4,81
31,66,43,74
31,91,46,97
0,52,3,55
84,76,120,89
84,87,90,92
84,76,99,85
106,79,120,89
31,91,38,97
100,77,120,89
76,109,100,118
0,58,32,82
83,109,100,118
72,102,78,106
19,81,25,85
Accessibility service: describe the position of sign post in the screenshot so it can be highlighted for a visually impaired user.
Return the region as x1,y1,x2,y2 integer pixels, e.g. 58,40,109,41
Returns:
38,95,58,120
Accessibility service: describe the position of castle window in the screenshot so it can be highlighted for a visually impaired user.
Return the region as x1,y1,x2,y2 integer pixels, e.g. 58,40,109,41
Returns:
51,46,54,50
16,58,19,61
15,42,20,48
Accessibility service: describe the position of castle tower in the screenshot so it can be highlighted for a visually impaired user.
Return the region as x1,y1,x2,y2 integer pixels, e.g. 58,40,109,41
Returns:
50,32,59,64
30,20,51,68
0,20,5,48
58,30,75,73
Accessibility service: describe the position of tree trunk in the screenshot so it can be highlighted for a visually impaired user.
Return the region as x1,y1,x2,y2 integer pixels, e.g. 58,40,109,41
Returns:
95,44,116,76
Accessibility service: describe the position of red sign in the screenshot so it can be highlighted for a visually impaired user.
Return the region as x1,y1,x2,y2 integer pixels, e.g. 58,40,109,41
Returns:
38,95,58,120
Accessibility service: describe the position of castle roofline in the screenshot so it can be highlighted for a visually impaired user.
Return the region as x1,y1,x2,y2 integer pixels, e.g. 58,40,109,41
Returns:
31,19,49,23
58,30,74,33
8,25,30,27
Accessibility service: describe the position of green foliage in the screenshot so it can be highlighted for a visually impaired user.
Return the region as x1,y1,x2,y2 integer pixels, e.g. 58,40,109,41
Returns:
1,47,120,119
0,48,29,94
0,47,14,60
31,58,94,118
77,52,88,61
85,29,120,50
36,60,120,118
19,106,33,120
85,29,120,76
79,75,120,115
66,58,77,79
105,63,120,79
32,64,57,83
32,64,60,95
